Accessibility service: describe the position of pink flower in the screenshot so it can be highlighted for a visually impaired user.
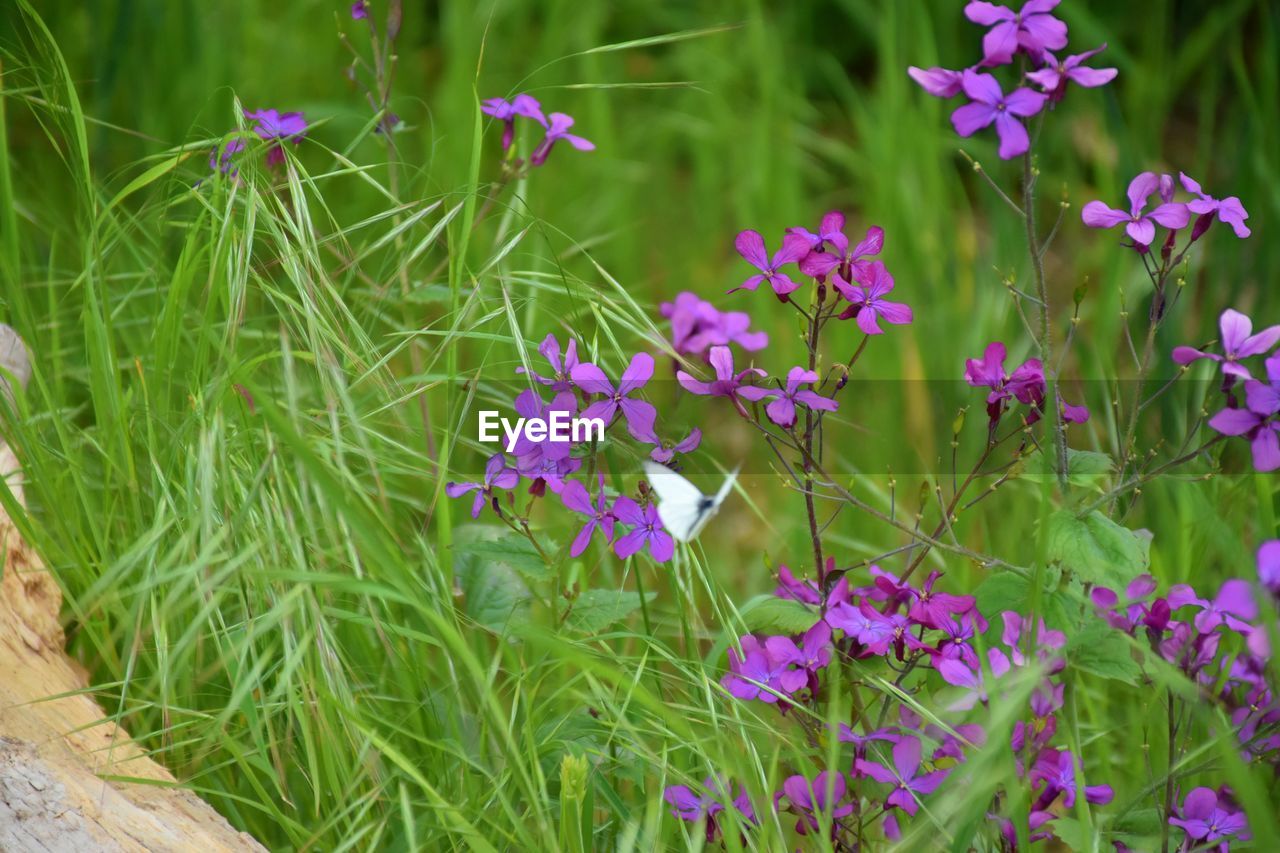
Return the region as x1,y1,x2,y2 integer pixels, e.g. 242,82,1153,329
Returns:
730,230,810,297
571,352,659,442
1179,172,1251,239
833,260,913,334
676,346,767,418
964,0,1069,66
1026,44,1118,101
1081,171,1191,248
950,70,1047,159
1172,309,1280,381
740,367,838,428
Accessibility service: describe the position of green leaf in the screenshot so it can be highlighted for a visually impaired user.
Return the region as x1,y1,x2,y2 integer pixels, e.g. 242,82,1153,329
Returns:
1046,510,1150,587
565,589,655,634
739,595,819,635
1066,620,1142,684
1065,449,1114,491
972,572,1079,635
455,532,554,581
453,526,533,631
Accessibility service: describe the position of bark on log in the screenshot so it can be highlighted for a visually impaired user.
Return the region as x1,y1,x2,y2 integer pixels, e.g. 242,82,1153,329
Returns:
0,325,264,851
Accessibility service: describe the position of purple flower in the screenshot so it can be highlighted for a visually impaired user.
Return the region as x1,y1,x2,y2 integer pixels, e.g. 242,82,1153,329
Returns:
1091,574,1158,633
1001,611,1066,668
481,94,545,153
1081,171,1191,248
907,66,966,98
650,428,701,464
776,771,854,835
775,565,821,606
1179,172,1251,239
833,260,914,334
445,453,519,518
1259,540,1280,598
730,230,810,297
950,71,1047,159
560,476,615,557
611,497,673,562
1026,44,1118,101
1174,309,1280,381
1169,788,1250,845
937,647,1012,710
743,367,838,428
855,736,949,816
1177,579,1258,634
676,346,767,418
964,0,1068,66
518,333,579,392
530,112,594,166
208,138,246,176
244,109,308,168
350,0,370,19
571,352,659,443
765,621,833,693
664,777,755,843
1207,394,1280,473
1030,748,1114,810
509,389,580,489
722,636,791,703
796,218,885,282
907,571,976,629
660,291,767,358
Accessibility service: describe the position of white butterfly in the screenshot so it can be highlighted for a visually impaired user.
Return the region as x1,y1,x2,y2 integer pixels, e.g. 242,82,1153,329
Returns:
642,460,739,542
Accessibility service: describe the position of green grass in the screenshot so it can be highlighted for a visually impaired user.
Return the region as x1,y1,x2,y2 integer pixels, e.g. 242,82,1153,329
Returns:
1,0,1278,849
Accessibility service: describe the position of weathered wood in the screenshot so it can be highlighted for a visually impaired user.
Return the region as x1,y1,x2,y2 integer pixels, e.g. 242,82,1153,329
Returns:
0,325,263,851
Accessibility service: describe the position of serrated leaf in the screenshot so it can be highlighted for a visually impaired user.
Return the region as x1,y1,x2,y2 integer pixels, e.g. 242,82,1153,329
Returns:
565,589,654,634
1066,620,1142,684
1047,509,1150,587
739,595,819,635
455,532,554,581
1065,449,1114,491
972,572,1079,636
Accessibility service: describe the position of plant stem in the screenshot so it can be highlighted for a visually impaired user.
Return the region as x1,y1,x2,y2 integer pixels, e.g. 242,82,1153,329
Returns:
1021,148,1068,489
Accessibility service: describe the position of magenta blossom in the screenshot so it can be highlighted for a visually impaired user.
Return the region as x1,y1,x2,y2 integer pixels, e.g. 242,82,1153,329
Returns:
650,428,701,464
611,497,673,562
937,647,1012,711
1173,309,1280,381
730,230,810,297
855,737,949,816
1081,171,1191,247
1026,44,1118,101
775,565,821,606
950,71,1047,159
907,571,976,629
244,109,307,168
510,389,580,489
795,217,885,282
1169,788,1250,846
560,476,615,557
741,367,838,428
1206,357,1280,470
676,345,767,418
833,260,913,334
481,94,545,153
1030,749,1114,810
517,333,579,392
1176,579,1258,634
660,291,768,358
350,0,370,19
572,352,659,442
664,777,755,843
776,771,854,836
530,112,594,167
1259,540,1280,598
722,636,791,703
765,621,833,693
445,453,519,518
907,66,966,98
1179,172,1251,239
964,0,1068,65
208,138,246,176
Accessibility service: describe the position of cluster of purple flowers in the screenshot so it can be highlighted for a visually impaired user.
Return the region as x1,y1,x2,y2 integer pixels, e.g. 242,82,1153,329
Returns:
663,564,1132,846
660,291,767,361
1083,170,1250,253
964,340,1089,427
909,0,1116,158
1174,308,1280,470
447,333,712,563
480,93,594,166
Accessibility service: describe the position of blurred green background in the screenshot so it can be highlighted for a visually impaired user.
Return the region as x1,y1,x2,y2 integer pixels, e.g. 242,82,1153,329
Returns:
2,0,1278,848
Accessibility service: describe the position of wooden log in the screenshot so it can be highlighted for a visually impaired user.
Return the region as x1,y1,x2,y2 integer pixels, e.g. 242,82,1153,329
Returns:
0,325,264,851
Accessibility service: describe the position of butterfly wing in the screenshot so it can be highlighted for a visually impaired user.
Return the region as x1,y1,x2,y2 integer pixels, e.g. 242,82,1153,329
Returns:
685,466,740,540
642,461,709,542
